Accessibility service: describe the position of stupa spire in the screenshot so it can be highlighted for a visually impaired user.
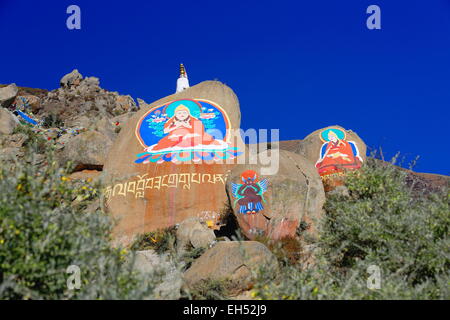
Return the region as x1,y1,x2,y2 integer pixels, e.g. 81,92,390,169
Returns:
176,63,190,93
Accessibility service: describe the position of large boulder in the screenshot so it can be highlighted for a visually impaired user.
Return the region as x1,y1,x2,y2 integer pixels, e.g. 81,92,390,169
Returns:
60,69,83,88
0,84,18,108
0,108,18,135
226,149,325,240
102,81,246,246
59,130,113,171
183,241,277,288
297,125,367,191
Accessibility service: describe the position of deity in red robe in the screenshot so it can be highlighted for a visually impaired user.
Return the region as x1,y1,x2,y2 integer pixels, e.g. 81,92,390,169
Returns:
315,130,363,176
148,105,224,152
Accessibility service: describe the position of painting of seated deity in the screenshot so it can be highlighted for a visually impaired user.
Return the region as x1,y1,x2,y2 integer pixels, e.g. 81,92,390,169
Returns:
134,99,241,164
315,127,363,177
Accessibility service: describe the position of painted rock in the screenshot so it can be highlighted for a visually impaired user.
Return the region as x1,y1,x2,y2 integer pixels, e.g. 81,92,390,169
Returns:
226,149,325,241
102,81,246,246
298,125,367,191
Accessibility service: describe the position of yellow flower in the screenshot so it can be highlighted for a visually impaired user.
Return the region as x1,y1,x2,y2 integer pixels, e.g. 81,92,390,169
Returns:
16,184,23,191
313,287,319,294
250,290,258,298
82,186,88,190
61,176,69,182
15,230,20,235
0,239,5,244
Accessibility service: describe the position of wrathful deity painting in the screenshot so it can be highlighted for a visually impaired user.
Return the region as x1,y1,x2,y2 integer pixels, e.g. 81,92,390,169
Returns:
231,170,269,215
315,127,363,176
135,99,241,164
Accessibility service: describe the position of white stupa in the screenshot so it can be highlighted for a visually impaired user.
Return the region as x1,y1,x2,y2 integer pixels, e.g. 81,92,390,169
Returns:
176,63,190,93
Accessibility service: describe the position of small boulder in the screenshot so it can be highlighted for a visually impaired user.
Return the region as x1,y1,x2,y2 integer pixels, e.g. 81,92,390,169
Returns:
0,108,18,135
83,76,100,88
0,84,19,108
183,241,277,288
176,218,216,253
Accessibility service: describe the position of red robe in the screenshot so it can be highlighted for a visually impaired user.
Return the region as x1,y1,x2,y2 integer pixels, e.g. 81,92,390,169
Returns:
316,140,362,176
151,116,221,151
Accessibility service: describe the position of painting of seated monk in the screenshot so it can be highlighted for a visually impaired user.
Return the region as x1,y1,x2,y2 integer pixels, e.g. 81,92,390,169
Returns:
315,127,363,176
135,99,241,164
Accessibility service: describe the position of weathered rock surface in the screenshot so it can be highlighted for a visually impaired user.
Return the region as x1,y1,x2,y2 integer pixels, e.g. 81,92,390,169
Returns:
0,133,29,163
183,241,277,287
59,131,113,171
0,84,18,108
0,108,19,135
176,218,216,253
102,81,246,246
226,149,325,240
60,69,83,88
132,250,183,300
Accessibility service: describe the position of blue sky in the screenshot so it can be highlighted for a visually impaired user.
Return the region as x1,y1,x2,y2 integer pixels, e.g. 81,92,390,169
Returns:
1,0,449,175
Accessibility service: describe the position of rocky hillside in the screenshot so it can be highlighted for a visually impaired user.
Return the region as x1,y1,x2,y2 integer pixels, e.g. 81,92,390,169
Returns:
0,71,448,300
0,70,140,171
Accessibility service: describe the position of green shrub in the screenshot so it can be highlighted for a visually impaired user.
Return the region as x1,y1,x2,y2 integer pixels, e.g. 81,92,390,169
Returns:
182,279,235,300
253,157,449,300
0,144,163,300
130,227,177,255
12,124,47,154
